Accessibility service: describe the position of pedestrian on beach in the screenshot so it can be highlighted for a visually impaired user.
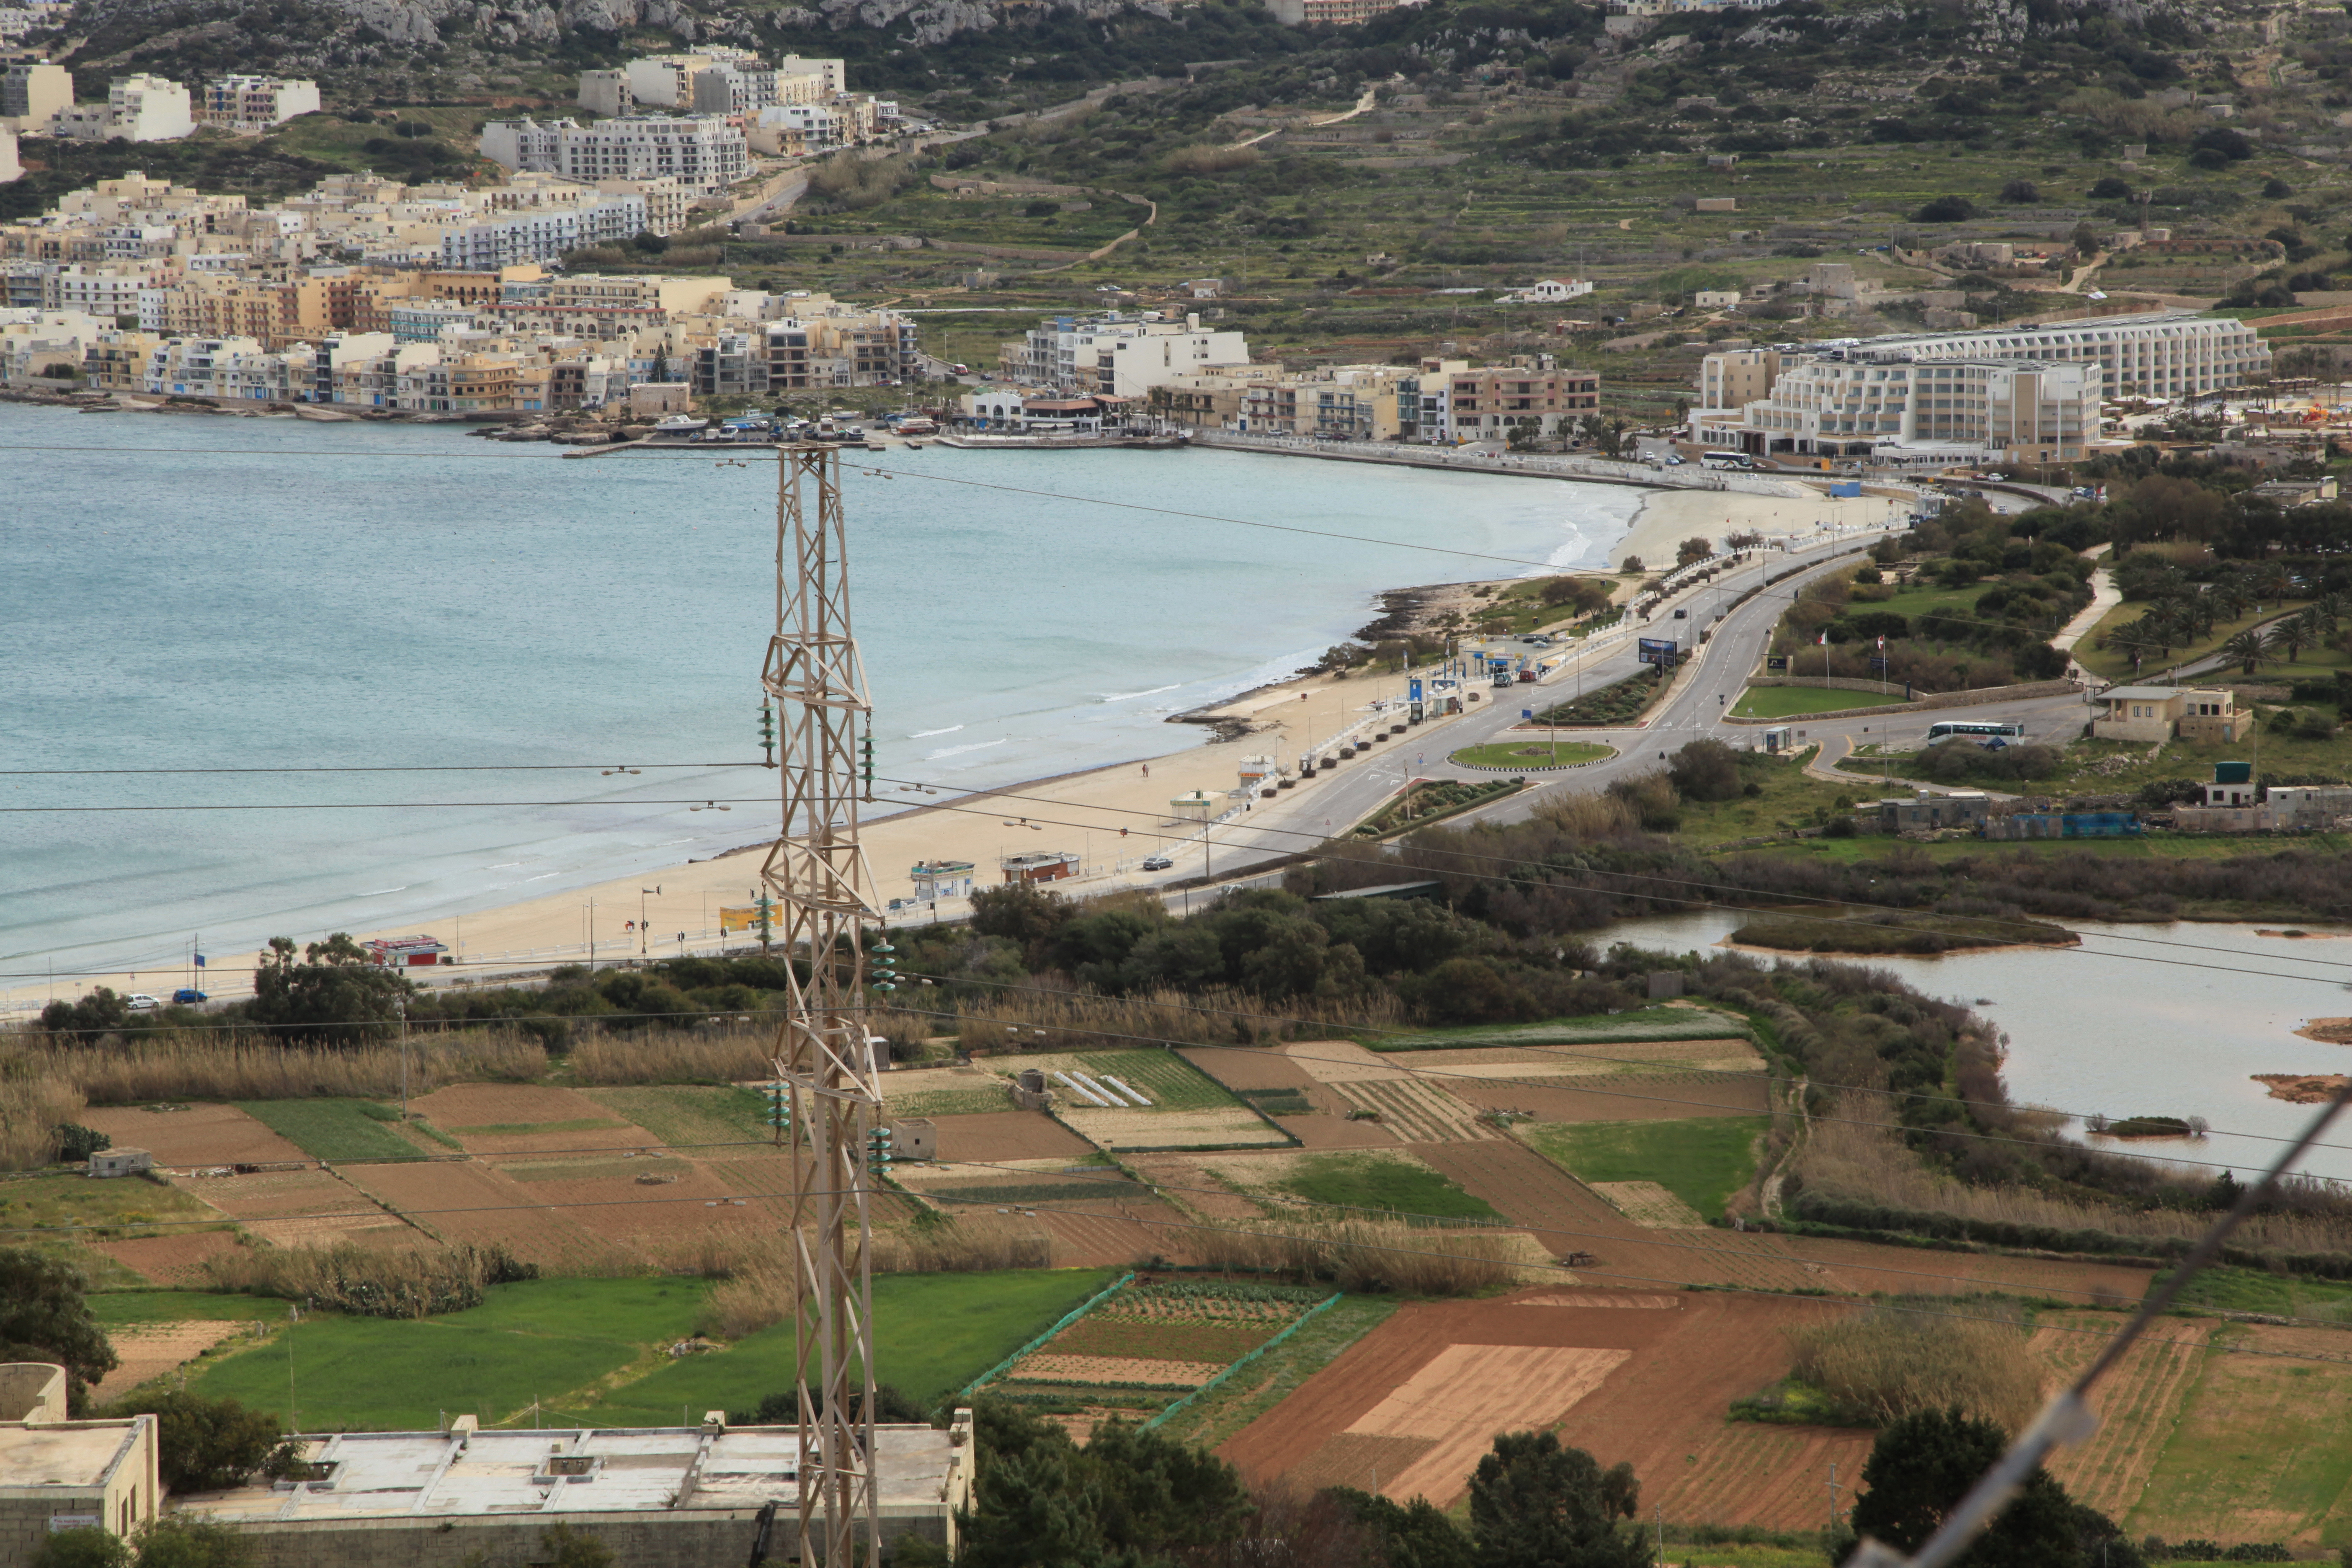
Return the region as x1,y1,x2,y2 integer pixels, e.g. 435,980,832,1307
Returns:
1141,763,1149,779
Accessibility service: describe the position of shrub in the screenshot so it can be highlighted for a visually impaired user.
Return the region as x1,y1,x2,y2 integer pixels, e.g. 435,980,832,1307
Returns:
1914,195,1976,223
1999,179,2040,203
1163,144,1261,175
1667,740,1743,803
105,1391,295,1492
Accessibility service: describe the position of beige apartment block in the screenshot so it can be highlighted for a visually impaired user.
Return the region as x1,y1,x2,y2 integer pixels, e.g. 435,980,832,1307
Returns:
0,1365,161,1555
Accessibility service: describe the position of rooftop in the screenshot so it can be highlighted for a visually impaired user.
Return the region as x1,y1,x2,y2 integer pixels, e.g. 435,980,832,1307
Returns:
0,1418,151,1492
175,1422,965,1524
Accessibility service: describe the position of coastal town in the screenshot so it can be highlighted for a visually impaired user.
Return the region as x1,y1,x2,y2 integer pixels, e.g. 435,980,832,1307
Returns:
21,0,2352,1563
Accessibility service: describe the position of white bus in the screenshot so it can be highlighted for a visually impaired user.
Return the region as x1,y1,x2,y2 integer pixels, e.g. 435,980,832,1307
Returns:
1926,720,2025,742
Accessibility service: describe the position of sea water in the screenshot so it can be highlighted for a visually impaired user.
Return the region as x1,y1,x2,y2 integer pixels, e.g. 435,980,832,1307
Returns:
0,405,1641,980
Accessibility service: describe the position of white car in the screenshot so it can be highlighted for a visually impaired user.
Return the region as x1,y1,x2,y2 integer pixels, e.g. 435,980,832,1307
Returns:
126,993,161,1011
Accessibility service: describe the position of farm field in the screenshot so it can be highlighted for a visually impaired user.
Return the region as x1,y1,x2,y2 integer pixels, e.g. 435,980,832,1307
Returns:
983,1050,1249,1112
233,1098,438,1163
1434,1067,1770,1125
2124,1323,2352,1547
1515,1117,1771,1221
880,1065,1019,1120
974,1277,1336,1436
77,1102,310,1166
184,1269,1115,1431
1365,1006,1757,1051
2030,1310,2211,1522
1218,1289,1879,1526
1268,1151,1502,1222
1058,1106,1291,1152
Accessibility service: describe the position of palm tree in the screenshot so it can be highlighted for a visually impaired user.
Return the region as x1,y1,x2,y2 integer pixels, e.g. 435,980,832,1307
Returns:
2311,592,2348,637
2104,620,2161,673
2221,627,2273,675
2257,562,2293,610
2208,580,2254,625
2275,614,2316,663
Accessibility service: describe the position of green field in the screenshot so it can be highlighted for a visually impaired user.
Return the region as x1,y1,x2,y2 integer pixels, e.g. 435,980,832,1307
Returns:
1369,1006,1753,1051
1449,740,1612,769
233,1099,431,1163
2126,1327,2352,1543
185,1270,1114,1431
2162,1265,2352,1326
1275,1153,1502,1222
580,1085,774,1150
991,1050,1243,1112
1517,1117,1769,1221
90,1291,289,1327
1730,685,1892,719
1151,1295,1400,1451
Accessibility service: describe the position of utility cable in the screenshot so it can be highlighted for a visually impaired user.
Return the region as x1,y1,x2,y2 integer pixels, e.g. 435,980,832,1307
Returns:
0,763,766,777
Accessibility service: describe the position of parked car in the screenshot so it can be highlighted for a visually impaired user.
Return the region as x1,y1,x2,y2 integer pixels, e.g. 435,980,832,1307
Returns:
126,993,161,1011
172,988,207,1005
1141,854,1173,872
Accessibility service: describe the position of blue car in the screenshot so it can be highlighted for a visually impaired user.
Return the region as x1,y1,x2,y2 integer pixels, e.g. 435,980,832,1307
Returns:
172,988,207,1005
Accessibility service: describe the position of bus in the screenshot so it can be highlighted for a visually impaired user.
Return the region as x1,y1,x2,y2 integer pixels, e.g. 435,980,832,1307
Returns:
1927,720,2025,742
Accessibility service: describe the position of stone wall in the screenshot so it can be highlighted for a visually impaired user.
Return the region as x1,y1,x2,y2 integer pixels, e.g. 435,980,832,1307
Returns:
228,1502,952,1568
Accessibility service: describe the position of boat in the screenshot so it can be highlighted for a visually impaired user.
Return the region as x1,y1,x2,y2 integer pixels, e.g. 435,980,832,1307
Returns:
652,414,709,435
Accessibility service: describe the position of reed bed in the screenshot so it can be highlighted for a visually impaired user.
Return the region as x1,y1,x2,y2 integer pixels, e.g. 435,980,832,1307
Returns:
1786,1304,2042,1432
2,1034,545,1113
1183,1216,1523,1296
956,985,1404,1056
0,1073,88,1170
193,1240,536,1318
1798,1097,2352,1257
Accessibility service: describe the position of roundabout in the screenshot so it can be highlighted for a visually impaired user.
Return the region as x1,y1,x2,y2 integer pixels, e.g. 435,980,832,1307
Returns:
1447,739,1614,771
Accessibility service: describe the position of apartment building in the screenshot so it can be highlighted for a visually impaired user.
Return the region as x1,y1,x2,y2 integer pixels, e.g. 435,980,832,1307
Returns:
577,69,633,118
1445,363,1599,438
1689,311,2265,460
1264,0,1403,22
480,114,747,193
0,125,18,183
52,75,193,142
439,192,646,269
1,60,70,131
1010,311,1251,397
196,75,320,131
42,261,166,319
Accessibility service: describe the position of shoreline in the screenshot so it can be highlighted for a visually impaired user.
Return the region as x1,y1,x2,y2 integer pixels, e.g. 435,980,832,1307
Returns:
6,473,1904,1014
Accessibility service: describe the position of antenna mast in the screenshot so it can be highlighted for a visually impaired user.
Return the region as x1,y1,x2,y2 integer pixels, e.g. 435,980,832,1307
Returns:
761,443,882,1567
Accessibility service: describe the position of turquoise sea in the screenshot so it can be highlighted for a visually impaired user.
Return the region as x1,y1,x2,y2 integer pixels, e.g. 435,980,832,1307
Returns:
0,405,1643,985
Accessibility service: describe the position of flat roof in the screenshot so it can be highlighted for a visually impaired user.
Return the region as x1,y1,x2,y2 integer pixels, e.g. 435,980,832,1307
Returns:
175,1424,961,1523
2100,685,2216,701
0,1419,147,1492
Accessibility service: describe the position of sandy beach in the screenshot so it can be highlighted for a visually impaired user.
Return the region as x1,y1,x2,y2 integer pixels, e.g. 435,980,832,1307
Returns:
11,480,1902,1012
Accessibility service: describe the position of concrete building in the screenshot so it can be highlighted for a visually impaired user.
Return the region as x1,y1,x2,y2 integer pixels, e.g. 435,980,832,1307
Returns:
0,126,18,183
438,193,646,270
480,115,746,194
0,1365,161,1555
1,60,71,132
1444,363,1600,438
165,1414,973,1568
197,76,320,131
52,75,194,142
1875,789,1992,833
1009,311,1250,398
577,69,633,118
1691,311,2269,459
2089,684,2244,743
1264,0,1403,22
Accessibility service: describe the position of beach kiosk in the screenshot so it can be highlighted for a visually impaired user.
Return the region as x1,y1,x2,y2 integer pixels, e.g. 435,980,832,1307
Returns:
910,860,975,900
1169,790,1217,824
1000,850,1081,884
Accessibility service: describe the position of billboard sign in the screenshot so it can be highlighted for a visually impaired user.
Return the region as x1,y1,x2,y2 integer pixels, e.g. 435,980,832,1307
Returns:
1766,655,1787,672
1637,637,1679,667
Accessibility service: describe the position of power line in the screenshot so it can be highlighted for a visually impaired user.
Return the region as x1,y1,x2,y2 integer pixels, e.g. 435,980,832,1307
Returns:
0,798,780,813
0,763,764,777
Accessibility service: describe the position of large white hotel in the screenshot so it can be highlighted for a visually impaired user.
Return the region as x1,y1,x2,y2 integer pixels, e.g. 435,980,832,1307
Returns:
1688,311,2271,464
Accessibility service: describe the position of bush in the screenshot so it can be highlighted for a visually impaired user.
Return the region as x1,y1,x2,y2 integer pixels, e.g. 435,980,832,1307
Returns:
1667,740,1743,803
1914,195,1976,223
1790,1308,2041,1430
54,1124,110,1163
1999,179,2040,203
106,1391,294,1492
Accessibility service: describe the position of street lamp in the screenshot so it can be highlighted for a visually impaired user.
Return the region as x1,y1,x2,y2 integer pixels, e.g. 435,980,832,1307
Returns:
640,886,660,956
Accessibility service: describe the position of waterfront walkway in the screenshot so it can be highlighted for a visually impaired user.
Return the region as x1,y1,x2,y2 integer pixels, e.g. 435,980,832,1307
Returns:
1187,430,1814,498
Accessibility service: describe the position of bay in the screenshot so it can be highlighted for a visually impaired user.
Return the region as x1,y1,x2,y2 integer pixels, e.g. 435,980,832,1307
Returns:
0,405,1640,980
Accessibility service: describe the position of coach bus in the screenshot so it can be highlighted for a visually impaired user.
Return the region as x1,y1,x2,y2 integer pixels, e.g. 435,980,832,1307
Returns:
1926,720,2026,742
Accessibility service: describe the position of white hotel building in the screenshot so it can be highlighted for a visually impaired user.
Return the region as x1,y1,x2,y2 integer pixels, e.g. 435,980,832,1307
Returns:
1689,311,2270,463
480,114,747,194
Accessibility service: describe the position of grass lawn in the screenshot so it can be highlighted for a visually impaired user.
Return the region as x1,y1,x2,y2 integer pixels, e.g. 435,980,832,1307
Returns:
184,1270,1114,1431
0,1171,231,1284
2073,597,2320,683
1151,1295,1400,1451
1730,685,1893,719
1369,1005,1754,1051
1449,739,1612,769
234,1099,431,1163
1274,1153,1502,1221
2162,1264,2352,1326
1516,1117,1769,1220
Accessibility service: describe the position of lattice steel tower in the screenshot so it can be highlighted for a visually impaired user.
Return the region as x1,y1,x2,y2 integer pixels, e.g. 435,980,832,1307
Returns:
759,444,884,1567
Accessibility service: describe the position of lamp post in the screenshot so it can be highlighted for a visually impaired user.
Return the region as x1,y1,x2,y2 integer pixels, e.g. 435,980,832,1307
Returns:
640,887,660,957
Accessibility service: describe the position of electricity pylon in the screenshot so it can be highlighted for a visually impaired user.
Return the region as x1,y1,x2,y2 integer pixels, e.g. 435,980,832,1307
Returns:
759,443,882,1567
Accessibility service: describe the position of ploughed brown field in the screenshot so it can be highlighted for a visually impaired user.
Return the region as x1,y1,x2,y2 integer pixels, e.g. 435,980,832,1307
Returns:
1219,1289,1882,1526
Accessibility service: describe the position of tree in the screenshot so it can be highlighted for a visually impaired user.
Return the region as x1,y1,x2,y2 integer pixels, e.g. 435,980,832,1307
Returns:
1667,740,1744,802
2220,628,2271,676
955,1402,1251,1568
970,882,1075,953
1999,179,2040,204
729,1384,927,1426
246,934,413,1043
1915,195,1976,223
32,1530,130,1568
2275,614,2315,663
0,1248,117,1405
126,1518,252,1568
107,1391,292,1493
1466,1431,1645,1568
1676,536,1714,567
1326,1486,1476,1568
1849,1407,2081,1568
40,986,132,1044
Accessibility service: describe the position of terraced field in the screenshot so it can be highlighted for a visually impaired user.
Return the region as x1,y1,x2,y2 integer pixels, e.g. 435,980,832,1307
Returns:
2032,1312,2210,1519
1324,1080,1496,1142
